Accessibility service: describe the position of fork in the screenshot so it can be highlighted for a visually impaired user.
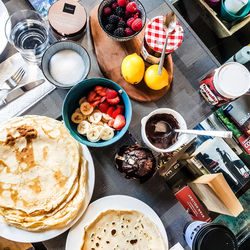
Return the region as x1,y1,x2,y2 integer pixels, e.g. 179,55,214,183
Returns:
0,67,25,90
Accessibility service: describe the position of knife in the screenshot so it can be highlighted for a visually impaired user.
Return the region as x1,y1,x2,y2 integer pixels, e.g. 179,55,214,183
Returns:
0,79,45,108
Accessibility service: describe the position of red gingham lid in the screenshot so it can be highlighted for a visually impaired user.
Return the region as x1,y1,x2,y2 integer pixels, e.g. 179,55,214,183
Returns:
145,15,184,53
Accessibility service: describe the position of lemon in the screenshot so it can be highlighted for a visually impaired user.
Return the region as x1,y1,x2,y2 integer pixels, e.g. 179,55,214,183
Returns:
144,65,169,90
121,53,145,84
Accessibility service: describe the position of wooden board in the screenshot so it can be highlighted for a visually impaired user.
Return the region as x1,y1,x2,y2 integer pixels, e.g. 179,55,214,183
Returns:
89,6,173,102
0,237,34,250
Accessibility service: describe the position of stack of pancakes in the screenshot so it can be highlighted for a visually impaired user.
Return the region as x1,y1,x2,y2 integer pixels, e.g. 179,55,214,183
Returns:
0,115,88,231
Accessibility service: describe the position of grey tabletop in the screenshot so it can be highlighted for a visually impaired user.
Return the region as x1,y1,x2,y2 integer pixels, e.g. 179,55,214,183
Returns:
1,0,221,249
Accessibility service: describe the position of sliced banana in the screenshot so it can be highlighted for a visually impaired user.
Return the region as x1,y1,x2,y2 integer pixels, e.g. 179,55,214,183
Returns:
80,102,94,115
75,108,81,113
88,111,102,124
79,97,87,105
71,112,84,124
100,126,114,140
87,127,101,142
77,121,91,135
102,113,112,122
96,121,104,126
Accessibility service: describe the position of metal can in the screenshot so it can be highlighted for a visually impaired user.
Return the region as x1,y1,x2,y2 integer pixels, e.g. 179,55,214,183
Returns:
200,62,250,106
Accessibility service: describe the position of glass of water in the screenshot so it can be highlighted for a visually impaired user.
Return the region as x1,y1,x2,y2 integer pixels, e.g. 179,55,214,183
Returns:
5,10,49,63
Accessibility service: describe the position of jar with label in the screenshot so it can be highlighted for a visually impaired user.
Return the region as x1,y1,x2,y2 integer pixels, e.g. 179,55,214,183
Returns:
141,15,184,64
200,62,250,106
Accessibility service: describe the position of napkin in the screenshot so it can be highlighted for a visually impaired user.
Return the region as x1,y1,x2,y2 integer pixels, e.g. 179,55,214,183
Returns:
0,53,55,124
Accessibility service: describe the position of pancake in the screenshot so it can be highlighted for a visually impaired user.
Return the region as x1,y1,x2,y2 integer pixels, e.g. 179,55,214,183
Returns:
0,115,88,231
81,210,166,250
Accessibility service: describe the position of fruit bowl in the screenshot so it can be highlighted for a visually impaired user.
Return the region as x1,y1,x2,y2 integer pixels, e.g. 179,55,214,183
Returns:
98,0,146,42
63,78,132,147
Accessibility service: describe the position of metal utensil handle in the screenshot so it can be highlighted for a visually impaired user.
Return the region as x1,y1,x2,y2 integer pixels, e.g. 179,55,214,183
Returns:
175,129,233,138
158,32,168,75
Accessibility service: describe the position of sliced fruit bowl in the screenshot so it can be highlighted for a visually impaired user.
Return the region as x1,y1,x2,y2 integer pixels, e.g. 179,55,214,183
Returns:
98,0,146,42
63,78,132,147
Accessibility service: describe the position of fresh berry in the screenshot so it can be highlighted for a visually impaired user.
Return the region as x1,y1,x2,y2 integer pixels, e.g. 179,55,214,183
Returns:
94,86,104,92
131,18,142,31
107,106,115,117
107,96,120,105
105,23,115,32
100,96,106,103
90,100,101,107
103,7,112,15
87,91,97,102
99,102,109,113
126,17,135,27
118,20,126,28
108,14,119,24
126,2,137,13
125,27,134,36
97,89,107,97
115,6,125,17
108,119,115,127
117,0,127,7
133,11,140,18
125,11,131,19
112,2,118,9
93,95,101,101
114,27,125,37
113,114,126,130
106,88,118,99
117,104,125,113
111,107,123,118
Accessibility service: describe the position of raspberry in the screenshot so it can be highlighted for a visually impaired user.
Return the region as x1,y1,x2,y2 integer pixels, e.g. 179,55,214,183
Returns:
114,27,126,37
115,6,125,17
131,18,142,31
112,2,118,9
103,7,111,16
133,11,140,18
117,0,127,7
126,2,137,13
125,10,131,19
125,27,134,36
126,17,135,27
108,14,119,24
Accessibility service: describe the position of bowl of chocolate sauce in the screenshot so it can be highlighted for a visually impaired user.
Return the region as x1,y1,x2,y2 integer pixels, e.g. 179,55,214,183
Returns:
141,108,188,152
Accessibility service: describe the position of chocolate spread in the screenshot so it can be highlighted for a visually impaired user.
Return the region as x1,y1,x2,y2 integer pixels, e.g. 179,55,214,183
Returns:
145,113,179,149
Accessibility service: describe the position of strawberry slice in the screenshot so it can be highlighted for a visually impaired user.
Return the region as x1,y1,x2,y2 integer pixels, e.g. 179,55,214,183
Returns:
90,100,101,107
108,119,114,128
100,96,106,103
97,87,107,97
107,96,120,105
107,106,115,117
94,86,104,92
87,91,97,102
116,104,125,114
106,88,118,99
99,102,109,113
111,107,122,118
93,95,101,101
113,114,126,130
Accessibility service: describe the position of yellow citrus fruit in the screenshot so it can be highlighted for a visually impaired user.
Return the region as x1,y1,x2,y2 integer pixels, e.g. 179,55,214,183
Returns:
144,65,169,90
121,53,145,84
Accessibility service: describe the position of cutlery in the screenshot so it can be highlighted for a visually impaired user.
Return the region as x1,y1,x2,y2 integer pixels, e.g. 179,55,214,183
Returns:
0,67,25,90
0,79,45,108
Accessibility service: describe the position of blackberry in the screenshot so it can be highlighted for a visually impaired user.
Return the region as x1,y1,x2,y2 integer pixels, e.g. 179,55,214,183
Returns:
117,20,126,28
105,23,115,33
108,14,119,25
115,6,125,17
114,27,126,37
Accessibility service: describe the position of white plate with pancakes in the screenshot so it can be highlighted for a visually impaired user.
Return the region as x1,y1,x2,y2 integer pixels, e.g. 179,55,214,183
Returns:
0,115,95,242
66,195,169,250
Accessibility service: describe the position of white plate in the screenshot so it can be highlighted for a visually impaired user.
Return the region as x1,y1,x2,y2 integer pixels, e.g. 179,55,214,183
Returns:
0,0,9,55
66,195,169,250
0,143,95,243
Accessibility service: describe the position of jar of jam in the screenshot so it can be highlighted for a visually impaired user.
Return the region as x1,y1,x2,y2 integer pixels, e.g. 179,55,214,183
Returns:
200,62,250,106
141,15,184,64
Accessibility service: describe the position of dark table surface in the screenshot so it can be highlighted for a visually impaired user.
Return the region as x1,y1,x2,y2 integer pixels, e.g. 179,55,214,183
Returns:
1,0,221,249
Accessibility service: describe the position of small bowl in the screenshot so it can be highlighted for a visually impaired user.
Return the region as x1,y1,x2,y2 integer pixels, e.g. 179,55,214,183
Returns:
41,41,90,89
98,0,146,42
141,108,188,153
63,78,132,147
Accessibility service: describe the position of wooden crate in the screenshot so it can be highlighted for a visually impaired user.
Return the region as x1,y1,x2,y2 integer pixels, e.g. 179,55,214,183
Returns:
192,0,250,38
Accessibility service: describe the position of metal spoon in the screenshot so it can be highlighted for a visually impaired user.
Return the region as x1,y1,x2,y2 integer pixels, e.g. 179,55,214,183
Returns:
174,129,233,138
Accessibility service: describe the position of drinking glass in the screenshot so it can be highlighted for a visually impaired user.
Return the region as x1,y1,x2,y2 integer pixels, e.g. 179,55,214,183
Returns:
5,10,49,63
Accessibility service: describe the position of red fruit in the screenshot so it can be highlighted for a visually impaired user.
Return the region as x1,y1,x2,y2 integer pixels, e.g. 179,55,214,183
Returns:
94,85,103,92
112,2,118,9
133,11,140,18
125,27,134,36
111,107,122,118
131,18,142,31
117,104,125,113
117,0,126,7
91,100,101,107
93,95,101,101
107,106,115,117
125,11,131,19
96,87,107,97
106,88,118,99
87,91,97,102
113,114,126,130
99,102,109,113
103,7,111,15
100,96,106,103
108,119,114,128
126,17,135,27
107,96,120,105
126,2,137,13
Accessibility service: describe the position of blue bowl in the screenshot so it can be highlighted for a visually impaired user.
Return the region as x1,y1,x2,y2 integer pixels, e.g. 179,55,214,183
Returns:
63,78,132,147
